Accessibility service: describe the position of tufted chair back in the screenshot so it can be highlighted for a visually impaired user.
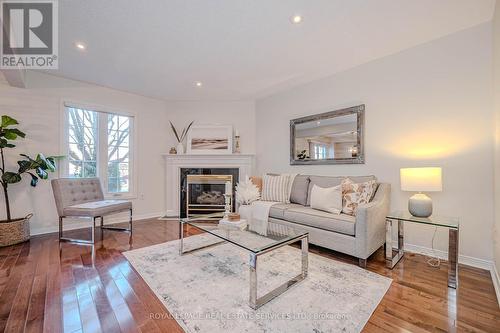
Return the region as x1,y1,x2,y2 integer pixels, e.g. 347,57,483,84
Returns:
51,178,105,217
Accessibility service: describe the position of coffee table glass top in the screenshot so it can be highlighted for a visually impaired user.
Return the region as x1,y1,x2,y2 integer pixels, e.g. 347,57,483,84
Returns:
181,212,308,254
387,211,459,229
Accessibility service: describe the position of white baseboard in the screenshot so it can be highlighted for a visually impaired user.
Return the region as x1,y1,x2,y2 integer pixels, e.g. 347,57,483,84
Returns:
403,243,494,271
492,263,500,307
30,211,164,236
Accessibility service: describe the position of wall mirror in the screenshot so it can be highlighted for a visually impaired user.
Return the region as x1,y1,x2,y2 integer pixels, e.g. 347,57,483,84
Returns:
290,105,365,165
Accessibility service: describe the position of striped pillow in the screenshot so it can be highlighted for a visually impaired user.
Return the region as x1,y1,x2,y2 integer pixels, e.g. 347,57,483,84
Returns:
261,174,290,203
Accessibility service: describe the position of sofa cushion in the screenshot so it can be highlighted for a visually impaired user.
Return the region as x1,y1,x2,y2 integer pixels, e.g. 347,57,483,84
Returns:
283,206,355,236
342,178,378,216
290,175,310,205
64,200,132,217
307,176,344,205
306,175,377,205
310,184,342,214
269,203,304,219
262,174,292,203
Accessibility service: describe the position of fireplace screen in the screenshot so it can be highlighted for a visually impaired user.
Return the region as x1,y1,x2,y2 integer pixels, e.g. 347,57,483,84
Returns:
186,175,233,217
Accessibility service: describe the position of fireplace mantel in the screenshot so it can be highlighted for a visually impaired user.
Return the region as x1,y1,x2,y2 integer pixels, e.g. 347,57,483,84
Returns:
162,154,255,217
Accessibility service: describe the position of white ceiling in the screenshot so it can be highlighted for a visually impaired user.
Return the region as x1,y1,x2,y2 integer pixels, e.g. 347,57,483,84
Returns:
42,0,495,101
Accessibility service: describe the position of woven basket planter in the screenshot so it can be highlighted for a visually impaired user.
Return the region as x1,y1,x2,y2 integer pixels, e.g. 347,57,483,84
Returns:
0,214,32,247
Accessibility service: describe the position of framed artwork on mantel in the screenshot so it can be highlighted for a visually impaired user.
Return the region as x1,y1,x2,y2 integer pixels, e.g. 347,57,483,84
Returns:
186,125,233,154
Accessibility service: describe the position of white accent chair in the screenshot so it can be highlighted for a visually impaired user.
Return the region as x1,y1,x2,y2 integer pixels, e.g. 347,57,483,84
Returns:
51,178,132,244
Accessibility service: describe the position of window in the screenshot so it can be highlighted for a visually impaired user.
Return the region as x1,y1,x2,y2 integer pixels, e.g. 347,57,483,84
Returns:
67,108,98,178
63,104,134,197
312,144,327,159
107,114,131,193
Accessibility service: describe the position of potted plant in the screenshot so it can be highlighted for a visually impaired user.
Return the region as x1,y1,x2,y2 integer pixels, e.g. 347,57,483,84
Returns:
170,121,193,154
0,115,59,247
235,176,261,221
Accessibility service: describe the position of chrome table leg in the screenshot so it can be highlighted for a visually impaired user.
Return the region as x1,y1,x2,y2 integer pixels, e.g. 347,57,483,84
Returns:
448,228,459,288
249,253,257,308
179,220,184,255
301,236,308,278
385,218,405,269
249,235,309,310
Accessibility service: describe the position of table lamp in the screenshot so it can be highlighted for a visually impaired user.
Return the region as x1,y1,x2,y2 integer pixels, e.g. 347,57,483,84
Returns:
400,167,442,218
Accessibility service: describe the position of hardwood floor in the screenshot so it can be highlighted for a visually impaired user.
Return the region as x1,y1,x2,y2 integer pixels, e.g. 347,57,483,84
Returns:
0,218,499,332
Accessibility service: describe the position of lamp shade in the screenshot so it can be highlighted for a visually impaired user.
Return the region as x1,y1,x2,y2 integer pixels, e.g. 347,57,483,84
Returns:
400,167,442,192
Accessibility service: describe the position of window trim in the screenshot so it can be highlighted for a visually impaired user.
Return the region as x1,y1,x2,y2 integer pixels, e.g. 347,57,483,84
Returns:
59,99,138,199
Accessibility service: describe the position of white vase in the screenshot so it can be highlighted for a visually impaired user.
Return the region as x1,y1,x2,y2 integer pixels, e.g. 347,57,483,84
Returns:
238,205,252,221
176,142,184,154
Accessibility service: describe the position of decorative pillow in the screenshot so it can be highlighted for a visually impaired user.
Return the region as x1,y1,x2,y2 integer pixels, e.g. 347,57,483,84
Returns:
249,176,263,192
290,175,310,206
261,174,291,203
310,184,342,214
342,178,378,216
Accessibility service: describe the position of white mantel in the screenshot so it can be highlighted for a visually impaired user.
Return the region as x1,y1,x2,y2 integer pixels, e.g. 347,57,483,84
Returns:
163,154,255,217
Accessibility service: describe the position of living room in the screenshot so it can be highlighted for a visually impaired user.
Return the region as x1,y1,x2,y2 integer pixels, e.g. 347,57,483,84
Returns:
0,0,500,332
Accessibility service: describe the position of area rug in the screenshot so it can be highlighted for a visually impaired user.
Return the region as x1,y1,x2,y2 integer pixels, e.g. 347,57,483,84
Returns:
124,234,391,333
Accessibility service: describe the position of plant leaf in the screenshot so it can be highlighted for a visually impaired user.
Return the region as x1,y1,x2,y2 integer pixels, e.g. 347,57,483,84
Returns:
3,131,17,140
1,115,18,128
20,154,36,163
0,138,8,148
170,121,181,142
17,160,33,173
36,153,56,172
27,172,38,187
3,128,25,140
35,167,48,179
181,121,194,141
2,172,21,184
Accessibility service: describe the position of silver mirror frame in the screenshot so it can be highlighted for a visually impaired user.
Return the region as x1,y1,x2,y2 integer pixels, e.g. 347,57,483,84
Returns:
290,104,365,165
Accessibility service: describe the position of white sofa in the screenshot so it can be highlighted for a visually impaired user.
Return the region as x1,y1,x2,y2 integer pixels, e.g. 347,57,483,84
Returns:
244,175,390,267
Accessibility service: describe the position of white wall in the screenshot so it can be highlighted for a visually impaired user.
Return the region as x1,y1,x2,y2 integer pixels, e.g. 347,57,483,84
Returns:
164,100,256,154
493,2,500,273
0,71,258,235
256,23,494,263
0,71,170,234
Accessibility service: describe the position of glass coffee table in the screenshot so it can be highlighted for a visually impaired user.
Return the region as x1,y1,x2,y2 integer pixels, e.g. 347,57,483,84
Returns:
179,212,309,309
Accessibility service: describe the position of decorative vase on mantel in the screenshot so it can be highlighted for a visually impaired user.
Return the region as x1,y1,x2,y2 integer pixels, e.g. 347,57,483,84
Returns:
176,142,184,154
170,121,193,156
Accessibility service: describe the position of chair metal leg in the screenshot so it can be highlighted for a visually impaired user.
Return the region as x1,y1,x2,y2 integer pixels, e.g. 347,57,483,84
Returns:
59,216,95,245
100,210,133,232
60,209,133,245
59,216,63,240
91,218,95,244
129,208,133,233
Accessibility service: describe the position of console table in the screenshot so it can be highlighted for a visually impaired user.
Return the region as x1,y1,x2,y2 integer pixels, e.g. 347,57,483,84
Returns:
385,211,460,288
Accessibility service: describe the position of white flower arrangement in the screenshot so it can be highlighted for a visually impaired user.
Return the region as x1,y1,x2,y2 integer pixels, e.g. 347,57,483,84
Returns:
235,176,260,205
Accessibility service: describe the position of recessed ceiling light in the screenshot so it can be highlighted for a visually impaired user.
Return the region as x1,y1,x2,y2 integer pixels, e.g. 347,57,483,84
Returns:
194,81,203,87
75,42,86,50
291,15,303,24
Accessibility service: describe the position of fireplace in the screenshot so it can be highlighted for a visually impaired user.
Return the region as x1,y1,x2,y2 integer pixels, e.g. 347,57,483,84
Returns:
180,168,239,218
186,175,232,217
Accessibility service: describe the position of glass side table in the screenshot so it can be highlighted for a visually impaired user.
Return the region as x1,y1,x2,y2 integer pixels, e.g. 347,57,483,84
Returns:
386,211,460,288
